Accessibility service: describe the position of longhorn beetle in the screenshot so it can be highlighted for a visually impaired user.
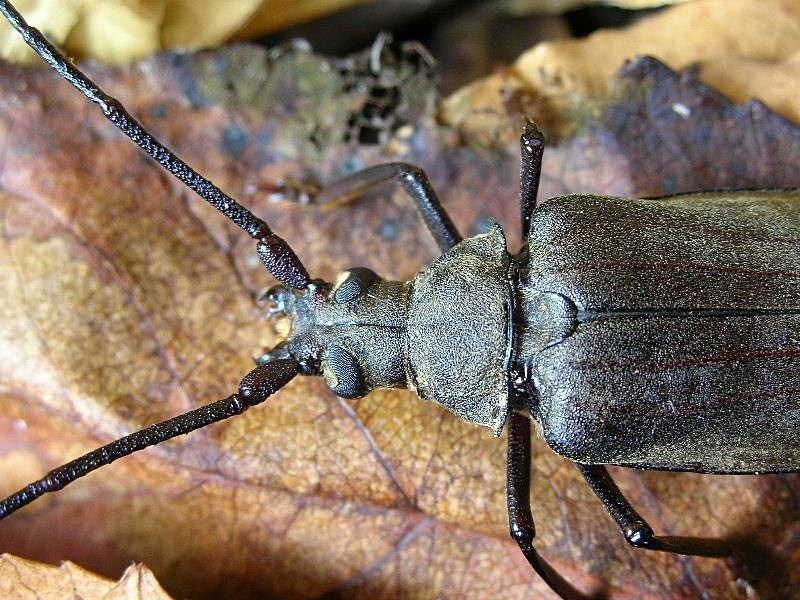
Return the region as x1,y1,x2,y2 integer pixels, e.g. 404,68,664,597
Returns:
1,2,799,598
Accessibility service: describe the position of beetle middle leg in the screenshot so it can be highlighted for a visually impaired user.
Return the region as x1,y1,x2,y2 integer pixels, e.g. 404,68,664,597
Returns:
577,464,731,558
507,412,597,600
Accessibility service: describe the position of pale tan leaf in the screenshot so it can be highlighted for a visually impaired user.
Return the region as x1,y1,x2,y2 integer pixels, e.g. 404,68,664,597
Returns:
441,0,800,142
0,555,172,600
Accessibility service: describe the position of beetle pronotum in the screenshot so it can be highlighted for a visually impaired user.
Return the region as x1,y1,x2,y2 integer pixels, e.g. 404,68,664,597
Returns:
1,1,799,598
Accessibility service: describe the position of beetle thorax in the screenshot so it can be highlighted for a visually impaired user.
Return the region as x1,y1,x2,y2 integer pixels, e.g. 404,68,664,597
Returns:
404,224,513,435
264,225,514,435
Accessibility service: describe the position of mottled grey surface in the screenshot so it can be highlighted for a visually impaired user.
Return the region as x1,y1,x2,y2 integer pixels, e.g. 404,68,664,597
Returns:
407,225,512,435
519,192,800,472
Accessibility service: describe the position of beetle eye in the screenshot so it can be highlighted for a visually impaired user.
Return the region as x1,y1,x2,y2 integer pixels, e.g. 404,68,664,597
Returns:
332,267,378,303
321,345,369,398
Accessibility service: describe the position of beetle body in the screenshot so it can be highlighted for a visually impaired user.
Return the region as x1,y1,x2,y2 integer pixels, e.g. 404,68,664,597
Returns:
274,189,800,475
520,191,800,473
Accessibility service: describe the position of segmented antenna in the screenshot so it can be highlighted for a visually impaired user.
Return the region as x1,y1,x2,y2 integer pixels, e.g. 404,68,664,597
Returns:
0,0,310,290
0,358,299,520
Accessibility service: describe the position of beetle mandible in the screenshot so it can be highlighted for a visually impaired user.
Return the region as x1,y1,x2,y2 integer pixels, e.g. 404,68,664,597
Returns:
1,2,799,598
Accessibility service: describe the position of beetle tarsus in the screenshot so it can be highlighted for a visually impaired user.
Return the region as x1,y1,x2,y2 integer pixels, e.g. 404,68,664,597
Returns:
578,464,732,558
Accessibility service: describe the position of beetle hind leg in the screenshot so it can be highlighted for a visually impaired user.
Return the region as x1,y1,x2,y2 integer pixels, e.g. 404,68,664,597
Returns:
577,464,731,557
507,413,598,600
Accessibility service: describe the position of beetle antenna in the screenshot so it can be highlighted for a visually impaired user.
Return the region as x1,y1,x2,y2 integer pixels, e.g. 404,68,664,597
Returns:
0,0,310,290
0,357,299,520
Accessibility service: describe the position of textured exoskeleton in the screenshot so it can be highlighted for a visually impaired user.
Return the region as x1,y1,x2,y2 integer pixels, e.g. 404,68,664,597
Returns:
519,191,800,473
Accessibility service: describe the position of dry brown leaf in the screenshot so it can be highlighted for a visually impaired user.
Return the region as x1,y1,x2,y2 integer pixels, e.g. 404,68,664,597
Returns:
0,0,369,65
0,42,799,600
0,555,172,600
441,0,800,143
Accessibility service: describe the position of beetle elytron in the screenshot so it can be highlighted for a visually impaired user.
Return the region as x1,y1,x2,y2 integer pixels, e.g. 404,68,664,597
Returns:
1,1,799,598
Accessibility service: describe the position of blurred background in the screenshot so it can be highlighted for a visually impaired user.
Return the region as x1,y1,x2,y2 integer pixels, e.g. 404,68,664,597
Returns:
1,1,675,73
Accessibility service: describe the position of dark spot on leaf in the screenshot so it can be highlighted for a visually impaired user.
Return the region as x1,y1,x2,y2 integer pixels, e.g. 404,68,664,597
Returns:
221,125,248,156
378,219,400,241
358,126,381,145
149,104,168,119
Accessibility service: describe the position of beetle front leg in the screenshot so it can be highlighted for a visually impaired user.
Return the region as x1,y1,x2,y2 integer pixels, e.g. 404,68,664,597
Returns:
282,162,461,252
519,120,545,240
577,464,731,557
507,413,594,600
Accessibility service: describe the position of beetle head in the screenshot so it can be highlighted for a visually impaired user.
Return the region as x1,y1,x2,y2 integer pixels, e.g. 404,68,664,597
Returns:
260,268,409,398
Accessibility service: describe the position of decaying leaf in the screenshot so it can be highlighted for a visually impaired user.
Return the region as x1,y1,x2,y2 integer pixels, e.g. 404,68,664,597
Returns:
0,37,799,600
441,0,800,143
0,555,171,600
0,0,369,65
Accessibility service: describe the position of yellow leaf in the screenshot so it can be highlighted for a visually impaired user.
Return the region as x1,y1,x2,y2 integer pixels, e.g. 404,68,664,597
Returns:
0,0,372,65
160,0,262,51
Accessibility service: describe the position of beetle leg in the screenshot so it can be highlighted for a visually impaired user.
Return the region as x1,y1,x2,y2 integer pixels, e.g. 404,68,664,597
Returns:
519,120,545,240
577,464,731,557
507,413,595,600
282,162,461,252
